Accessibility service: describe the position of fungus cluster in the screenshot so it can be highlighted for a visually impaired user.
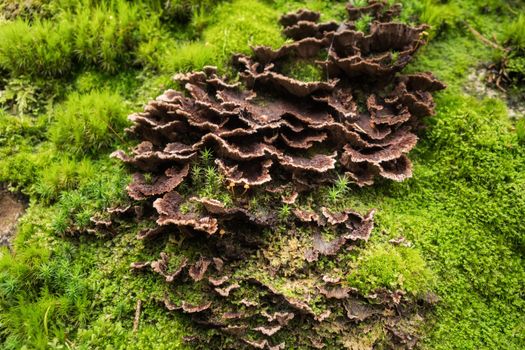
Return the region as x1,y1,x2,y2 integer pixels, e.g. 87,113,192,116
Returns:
109,1,444,348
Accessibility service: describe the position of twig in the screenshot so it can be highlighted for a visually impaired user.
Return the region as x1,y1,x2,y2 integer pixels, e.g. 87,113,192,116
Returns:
464,22,507,51
107,122,128,146
133,299,142,334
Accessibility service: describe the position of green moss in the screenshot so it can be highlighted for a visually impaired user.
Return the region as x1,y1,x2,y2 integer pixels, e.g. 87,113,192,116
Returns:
503,13,525,50
67,0,164,73
348,243,435,295
50,160,130,233
0,115,49,192
48,90,128,156
507,54,525,79
32,157,95,203
0,19,74,77
341,92,525,349
516,118,525,144
355,13,373,33
0,229,91,349
414,0,461,37
0,76,39,115
0,0,199,77
503,13,525,83
280,60,325,82
161,0,286,73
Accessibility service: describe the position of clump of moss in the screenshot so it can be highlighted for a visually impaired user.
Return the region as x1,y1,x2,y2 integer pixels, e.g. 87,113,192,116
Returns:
502,14,525,84
355,13,373,32
161,0,286,73
0,19,74,77
0,0,174,77
348,243,435,296
31,157,95,203
280,59,325,82
0,231,91,349
48,90,128,156
503,13,525,51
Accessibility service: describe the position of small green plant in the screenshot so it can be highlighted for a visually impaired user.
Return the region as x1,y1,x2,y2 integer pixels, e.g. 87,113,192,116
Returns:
191,164,203,183
248,196,259,210
335,174,349,191
391,51,400,63
278,204,291,220
204,165,219,184
350,0,368,7
195,164,232,204
326,174,349,204
0,77,38,115
179,203,191,214
355,14,373,33
200,147,213,164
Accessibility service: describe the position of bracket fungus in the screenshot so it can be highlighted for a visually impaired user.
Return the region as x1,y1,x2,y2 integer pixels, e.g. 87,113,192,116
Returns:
109,1,444,349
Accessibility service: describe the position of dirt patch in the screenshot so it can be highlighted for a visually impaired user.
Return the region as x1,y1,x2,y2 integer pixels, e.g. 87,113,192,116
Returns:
466,67,525,118
0,190,25,247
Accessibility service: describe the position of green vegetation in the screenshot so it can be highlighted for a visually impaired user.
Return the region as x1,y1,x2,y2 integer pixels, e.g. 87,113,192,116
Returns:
161,0,286,73
504,13,525,50
0,0,524,349
0,0,166,76
48,90,128,156
355,14,373,33
0,240,91,349
348,243,435,296
356,91,525,349
281,60,325,82
502,13,525,83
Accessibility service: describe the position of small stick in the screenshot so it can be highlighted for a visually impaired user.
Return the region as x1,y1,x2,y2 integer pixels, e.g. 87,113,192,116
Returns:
107,122,128,146
133,299,142,334
464,22,506,51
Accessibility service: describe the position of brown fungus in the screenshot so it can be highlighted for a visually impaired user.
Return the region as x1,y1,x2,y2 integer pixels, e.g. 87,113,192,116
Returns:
108,1,444,348
150,253,188,283
346,0,402,22
214,283,240,297
126,164,190,201
189,257,211,282
280,9,320,27
153,191,219,234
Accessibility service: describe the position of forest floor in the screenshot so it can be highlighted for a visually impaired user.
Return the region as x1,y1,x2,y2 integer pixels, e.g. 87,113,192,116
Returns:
0,0,524,349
